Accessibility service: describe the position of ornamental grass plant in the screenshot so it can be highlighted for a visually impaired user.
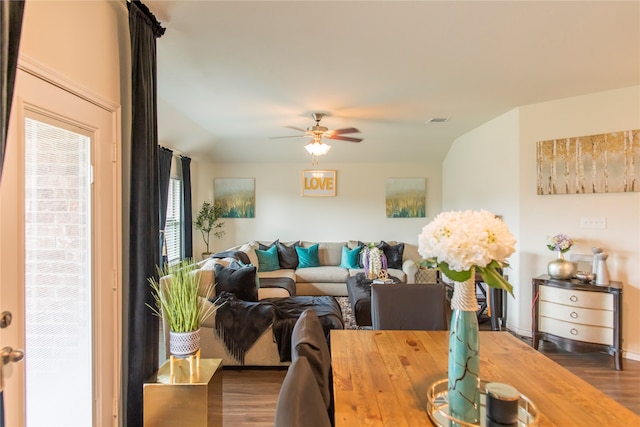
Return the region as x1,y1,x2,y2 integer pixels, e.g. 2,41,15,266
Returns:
147,259,220,333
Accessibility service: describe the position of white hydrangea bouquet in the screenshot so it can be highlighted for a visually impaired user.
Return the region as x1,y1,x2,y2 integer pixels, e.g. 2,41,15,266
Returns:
418,209,516,295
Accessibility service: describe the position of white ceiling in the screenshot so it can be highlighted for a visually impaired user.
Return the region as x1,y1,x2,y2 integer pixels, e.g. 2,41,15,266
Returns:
145,1,640,164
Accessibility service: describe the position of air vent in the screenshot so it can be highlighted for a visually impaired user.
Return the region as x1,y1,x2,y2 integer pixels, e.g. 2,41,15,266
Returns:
425,117,450,124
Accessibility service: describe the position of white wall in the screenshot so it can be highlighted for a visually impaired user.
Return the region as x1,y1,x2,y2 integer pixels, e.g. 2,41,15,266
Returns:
20,0,126,104
184,161,442,256
519,86,640,359
444,85,640,360
442,108,522,331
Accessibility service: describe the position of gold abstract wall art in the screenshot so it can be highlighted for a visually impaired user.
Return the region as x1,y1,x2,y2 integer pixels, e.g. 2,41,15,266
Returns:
385,178,426,218
214,178,255,218
536,129,639,195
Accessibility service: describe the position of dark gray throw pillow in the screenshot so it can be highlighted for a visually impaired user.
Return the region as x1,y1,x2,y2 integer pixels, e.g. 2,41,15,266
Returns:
214,263,259,302
378,241,404,270
276,241,299,269
356,241,368,268
258,240,278,250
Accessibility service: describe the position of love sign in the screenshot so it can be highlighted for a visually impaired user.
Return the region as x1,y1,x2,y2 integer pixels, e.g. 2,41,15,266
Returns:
302,170,337,197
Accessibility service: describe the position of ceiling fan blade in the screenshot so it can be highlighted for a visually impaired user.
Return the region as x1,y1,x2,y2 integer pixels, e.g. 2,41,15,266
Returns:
328,135,363,143
284,126,308,133
330,127,360,135
268,135,306,139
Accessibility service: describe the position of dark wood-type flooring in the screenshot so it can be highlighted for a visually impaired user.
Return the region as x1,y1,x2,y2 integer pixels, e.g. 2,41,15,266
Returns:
221,329,640,426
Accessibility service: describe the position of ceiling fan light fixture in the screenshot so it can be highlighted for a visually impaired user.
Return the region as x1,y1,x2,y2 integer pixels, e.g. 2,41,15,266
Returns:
305,141,332,156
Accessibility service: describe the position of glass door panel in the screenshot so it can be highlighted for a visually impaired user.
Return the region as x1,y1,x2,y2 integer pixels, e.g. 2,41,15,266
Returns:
23,116,92,427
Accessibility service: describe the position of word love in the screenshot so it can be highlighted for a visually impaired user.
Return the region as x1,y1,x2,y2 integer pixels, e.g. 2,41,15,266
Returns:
304,176,335,191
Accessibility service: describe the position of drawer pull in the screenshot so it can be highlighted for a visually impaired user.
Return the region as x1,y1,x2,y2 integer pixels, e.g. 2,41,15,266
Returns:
570,312,578,319
569,295,578,303
570,328,579,336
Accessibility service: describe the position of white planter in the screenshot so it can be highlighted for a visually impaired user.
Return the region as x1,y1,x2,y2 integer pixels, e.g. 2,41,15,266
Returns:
169,329,201,358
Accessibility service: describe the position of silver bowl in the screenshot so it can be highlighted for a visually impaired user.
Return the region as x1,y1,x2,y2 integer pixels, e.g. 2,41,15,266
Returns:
575,271,595,282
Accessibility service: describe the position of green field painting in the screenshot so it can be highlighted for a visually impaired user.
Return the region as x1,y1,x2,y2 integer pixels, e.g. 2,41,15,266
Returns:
385,178,426,218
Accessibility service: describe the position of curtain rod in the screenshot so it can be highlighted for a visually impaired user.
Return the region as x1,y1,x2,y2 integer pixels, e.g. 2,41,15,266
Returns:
128,0,165,37
159,145,189,159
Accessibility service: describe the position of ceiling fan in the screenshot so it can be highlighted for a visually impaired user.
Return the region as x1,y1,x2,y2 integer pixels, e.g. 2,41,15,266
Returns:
270,113,363,164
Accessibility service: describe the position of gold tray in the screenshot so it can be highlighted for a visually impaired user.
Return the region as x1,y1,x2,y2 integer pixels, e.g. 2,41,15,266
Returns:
427,379,540,427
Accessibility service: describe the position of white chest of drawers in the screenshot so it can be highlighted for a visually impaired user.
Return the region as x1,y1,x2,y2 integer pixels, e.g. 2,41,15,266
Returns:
532,275,623,370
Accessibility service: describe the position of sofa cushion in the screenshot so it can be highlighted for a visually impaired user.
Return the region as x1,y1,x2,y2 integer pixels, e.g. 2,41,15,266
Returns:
198,257,234,297
295,266,349,283
300,241,345,266
229,259,260,289
378,241,405,269
259,239,301,269
238,242,259,267
356,241,370,268
296,244,321,268
339,245,361,269
258,269,297,281
258,240,276,250
214,263,259,302
276,240,300,269
256,245,280,272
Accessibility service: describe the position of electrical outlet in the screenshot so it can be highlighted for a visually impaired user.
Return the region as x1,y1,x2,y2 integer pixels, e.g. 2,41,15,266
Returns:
580,217,607,229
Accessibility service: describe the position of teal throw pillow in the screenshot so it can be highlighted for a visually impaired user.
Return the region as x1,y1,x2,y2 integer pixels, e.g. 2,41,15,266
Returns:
256,245,280,272
295,244,320,268
339,245,361,269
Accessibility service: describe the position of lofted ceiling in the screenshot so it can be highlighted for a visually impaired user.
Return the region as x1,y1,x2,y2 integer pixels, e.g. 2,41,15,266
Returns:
145,1,640,165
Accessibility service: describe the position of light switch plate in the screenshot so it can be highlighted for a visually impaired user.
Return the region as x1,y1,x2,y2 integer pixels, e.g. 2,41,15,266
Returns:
580,217,606,229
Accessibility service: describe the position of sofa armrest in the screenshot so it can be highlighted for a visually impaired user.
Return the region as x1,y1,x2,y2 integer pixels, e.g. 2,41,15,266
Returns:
402,259,418,284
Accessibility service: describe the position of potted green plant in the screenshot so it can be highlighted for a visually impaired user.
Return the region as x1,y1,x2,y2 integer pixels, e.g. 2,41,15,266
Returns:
193,201,225,258
147,259,219,357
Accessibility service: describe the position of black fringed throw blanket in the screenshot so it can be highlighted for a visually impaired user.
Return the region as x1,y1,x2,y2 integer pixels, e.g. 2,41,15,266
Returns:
213,292,344,364
209,250,251,265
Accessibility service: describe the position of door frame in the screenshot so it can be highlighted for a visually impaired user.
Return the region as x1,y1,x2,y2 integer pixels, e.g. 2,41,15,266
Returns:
1,55,122,426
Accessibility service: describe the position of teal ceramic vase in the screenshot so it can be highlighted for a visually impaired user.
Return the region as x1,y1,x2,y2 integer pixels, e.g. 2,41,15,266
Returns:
448,271,480,425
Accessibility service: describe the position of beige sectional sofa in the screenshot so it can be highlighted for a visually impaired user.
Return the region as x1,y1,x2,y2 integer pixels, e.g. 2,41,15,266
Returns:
228,240,423,296
161,240,422,366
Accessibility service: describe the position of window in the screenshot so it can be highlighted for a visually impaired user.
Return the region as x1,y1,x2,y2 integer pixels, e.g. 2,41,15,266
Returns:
24,116,93,426
165,178,183,265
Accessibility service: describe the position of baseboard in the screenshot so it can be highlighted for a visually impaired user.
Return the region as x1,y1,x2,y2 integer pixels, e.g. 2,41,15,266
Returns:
623,350,640,361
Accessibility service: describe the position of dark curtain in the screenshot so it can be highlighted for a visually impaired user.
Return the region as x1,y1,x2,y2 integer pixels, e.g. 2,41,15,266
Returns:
180,155,193,259
126,1,165,426
0,0,25,184
158,146,173,265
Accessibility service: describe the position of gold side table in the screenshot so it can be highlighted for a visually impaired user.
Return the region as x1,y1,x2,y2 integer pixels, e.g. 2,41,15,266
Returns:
144,358,223,427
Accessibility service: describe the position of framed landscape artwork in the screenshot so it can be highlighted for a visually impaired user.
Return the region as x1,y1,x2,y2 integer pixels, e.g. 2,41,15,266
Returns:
214,178,255,218
385,178,426,218
536,129,639,195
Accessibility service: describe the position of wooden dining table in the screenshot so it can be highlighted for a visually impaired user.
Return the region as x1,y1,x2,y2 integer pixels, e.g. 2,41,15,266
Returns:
330,330,639,426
